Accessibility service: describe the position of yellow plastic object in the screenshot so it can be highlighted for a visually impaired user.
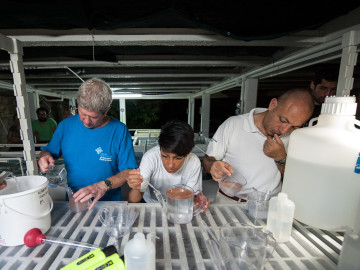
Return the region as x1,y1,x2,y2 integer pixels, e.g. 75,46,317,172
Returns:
61,245,124,270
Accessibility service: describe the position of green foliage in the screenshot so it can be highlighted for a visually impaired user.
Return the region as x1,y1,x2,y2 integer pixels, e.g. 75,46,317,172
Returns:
126,100,163,129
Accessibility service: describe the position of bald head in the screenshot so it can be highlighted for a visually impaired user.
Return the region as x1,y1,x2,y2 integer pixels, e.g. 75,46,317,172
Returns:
260,88,315,137
277,88,314,119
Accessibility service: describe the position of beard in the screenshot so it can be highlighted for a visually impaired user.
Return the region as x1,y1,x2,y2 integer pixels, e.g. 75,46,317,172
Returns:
38,117,47,122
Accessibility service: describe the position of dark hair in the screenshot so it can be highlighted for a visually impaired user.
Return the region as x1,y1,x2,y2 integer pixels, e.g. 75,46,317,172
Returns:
158,120,195,156
312,67,339,87
36,107,48,114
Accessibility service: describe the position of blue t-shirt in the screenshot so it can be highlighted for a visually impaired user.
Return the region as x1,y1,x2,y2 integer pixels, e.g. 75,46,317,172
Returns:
42,115,137,201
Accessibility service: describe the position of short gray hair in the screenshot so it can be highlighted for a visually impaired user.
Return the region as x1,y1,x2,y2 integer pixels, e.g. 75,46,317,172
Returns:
77,78,112,113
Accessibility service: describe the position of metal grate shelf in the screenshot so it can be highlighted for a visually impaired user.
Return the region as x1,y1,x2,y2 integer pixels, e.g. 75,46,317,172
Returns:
0,202,342,270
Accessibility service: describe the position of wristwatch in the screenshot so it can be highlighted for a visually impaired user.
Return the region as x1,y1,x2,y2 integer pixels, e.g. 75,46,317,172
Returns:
275,157,286,166
103,179,112,191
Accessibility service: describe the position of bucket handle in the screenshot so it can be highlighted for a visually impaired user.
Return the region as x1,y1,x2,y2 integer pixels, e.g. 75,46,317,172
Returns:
2,195,53,220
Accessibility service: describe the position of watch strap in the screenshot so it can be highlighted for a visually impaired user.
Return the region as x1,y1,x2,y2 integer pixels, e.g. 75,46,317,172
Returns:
275,157,286,166
103,179,112,191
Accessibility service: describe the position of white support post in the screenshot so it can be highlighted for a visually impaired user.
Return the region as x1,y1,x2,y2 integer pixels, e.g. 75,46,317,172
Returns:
188,97,195,128
200,94,210,137
69,98,76,114
337,30,359,96
27,91,39,120
243,78,258,113
8,38,38,175
119,99,126,124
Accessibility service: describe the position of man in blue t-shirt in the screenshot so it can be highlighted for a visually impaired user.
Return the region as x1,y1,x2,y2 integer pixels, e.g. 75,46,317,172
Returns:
38,78,137,209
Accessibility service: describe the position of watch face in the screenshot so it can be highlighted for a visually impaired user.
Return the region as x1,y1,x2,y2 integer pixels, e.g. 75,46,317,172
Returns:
104,180,112,190
276,159,286,166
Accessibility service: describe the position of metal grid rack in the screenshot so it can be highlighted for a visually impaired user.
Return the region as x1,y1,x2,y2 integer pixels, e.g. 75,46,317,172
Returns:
0,202,343,270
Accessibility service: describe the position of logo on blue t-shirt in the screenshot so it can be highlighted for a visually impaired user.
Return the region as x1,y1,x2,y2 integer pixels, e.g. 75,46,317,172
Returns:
95,147,112,162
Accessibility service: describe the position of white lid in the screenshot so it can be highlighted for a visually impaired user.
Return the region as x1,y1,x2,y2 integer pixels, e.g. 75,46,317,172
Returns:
321,96,357,116
278,192,288,200
134,232,145,243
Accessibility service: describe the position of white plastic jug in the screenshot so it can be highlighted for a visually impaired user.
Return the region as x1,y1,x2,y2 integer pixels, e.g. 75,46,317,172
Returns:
282,96,360,231
124,232,155,270
0,175,53,246
266,193,295,243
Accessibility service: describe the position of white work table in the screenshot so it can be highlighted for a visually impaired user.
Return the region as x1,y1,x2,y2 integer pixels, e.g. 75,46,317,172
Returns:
0,202,342,270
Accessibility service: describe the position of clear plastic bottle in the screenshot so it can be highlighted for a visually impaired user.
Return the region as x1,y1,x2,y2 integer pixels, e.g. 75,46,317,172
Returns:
124,232,155,270
266,192,295,243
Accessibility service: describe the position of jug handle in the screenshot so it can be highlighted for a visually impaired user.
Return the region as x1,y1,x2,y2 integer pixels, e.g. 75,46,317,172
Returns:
99,207,110,225
263,229,277,255
353,119,360,132
308,117,318,127
2,195,53,219
193,192,208,216
205,239,225,270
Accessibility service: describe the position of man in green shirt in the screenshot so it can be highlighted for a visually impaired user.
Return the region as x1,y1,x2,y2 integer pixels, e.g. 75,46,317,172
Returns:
32,107,57,143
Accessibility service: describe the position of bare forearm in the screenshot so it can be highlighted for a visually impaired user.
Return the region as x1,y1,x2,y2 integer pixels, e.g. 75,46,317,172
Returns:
203,154,216,174
108,169,132,189
129,189,143,203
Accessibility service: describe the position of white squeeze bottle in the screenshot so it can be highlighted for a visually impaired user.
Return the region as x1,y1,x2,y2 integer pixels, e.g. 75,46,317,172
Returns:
124,232,155,270
266,192,295,243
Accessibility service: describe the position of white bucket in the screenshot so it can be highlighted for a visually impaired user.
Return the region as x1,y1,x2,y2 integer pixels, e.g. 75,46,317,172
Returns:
0,175,53,246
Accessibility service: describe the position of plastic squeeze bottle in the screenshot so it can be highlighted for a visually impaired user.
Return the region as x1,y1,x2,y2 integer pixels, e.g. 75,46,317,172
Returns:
124,232,155,270
266,192,295,243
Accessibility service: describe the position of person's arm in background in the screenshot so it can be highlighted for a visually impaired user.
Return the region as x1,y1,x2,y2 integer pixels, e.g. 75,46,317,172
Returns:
34,131,40,143
50,118,57,134
7,129,22,143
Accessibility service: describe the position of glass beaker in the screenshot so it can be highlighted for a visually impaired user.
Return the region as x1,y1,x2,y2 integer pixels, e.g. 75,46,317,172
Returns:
46,164,67,186
166,184,207,224
220,222,276,270
246,188,272,220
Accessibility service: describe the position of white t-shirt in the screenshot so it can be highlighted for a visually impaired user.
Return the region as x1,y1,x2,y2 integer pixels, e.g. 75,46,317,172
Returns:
140,146,202,203
206,108,289,196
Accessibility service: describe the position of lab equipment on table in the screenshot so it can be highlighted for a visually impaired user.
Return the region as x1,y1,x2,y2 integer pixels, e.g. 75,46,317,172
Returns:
24,228,98,250
219,175,247,197
61,245,124,270
65,185,90,213
46,164,67,187
282,96,360,231
154,184,208,224
124,232,155,270
99,204,139,253
245,188,271,220
0,175,53,246
220,222,275,270
266,192,295,243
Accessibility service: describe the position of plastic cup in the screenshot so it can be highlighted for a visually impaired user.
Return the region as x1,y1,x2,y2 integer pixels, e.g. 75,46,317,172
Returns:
68,194,90,213
219,179,243,197
46,165,67,186
246,189,271,220
66,186,90,213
